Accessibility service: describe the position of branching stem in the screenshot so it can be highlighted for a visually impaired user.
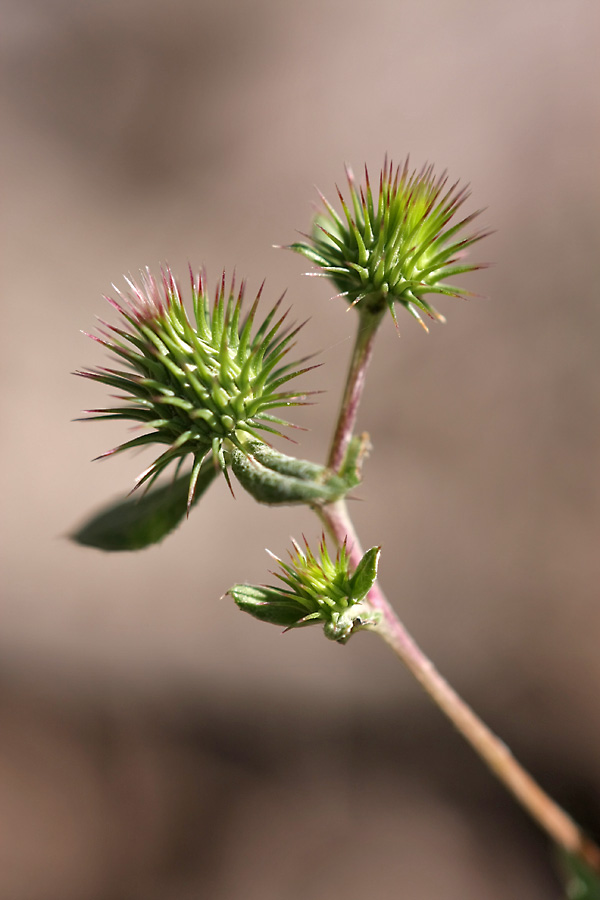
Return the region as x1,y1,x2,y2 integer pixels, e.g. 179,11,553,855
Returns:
316,312,600,874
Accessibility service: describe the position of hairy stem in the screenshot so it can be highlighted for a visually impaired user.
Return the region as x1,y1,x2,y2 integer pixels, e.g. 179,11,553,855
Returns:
327,309,384,472
317,499,600,873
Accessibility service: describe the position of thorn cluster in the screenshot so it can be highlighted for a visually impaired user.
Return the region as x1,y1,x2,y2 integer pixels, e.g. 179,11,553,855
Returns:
78,267,312,508
289,157,490,330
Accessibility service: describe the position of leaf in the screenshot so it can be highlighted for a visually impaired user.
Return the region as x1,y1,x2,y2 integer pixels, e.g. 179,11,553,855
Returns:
350,546,381,601
231,440,362,507
228,584,307,628
70,461,218,551
560,852,600,899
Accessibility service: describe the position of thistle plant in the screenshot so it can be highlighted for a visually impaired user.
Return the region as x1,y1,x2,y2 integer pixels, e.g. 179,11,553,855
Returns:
72,159,600,895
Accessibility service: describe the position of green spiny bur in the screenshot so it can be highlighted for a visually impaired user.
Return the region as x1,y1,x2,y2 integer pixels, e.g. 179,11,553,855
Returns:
77,267,315,508
289,158,489,331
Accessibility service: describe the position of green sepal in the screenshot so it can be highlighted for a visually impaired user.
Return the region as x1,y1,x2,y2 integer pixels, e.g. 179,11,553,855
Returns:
70,458,218,551
349,545,381,600
559,851,600,899
227,584,309,629
230,437,366,506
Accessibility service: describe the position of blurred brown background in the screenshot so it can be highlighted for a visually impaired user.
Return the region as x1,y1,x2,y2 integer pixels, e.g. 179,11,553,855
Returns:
1,0,600,897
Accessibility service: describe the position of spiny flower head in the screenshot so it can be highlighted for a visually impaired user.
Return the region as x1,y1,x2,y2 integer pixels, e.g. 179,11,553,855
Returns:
78,267,313,507
289,157,489,330
229,536,381,644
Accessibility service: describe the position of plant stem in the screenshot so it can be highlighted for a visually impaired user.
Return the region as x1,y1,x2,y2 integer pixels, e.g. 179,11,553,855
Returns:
317,499,600,873
327,309,384,472
317,311,600,872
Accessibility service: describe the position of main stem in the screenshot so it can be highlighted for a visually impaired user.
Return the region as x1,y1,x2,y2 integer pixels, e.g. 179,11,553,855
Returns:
318,314,600,874
318,499,600,872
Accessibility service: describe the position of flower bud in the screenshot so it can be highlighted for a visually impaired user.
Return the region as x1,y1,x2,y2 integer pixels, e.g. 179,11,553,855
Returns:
228,537,381,644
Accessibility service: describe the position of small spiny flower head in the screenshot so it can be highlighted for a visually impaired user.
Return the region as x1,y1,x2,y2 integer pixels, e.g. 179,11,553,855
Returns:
78,267,313,508
229,536,381,643
289,157,490,330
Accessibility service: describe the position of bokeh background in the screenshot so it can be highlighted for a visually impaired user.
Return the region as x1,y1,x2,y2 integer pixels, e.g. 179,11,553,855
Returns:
1,0,600,897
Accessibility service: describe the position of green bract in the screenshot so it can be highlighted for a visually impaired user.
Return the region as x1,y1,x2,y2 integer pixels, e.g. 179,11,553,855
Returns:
230,433,367,506
78,267,312,507
289,158,489,330
229,537,381,644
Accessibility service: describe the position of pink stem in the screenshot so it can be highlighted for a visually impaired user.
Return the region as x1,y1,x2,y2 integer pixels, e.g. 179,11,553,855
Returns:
327,311,383,472
317,499,600,873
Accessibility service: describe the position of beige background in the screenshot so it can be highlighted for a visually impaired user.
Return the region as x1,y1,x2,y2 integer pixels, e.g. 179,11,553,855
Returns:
1,0,600,897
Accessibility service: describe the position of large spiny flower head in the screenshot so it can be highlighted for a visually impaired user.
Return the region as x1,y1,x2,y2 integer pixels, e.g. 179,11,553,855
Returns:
289,157,489,331
79,267,311,507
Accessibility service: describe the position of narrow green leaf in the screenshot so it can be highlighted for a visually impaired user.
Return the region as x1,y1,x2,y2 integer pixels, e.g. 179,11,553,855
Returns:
228,584,306,628
350,546,381,600
231,447,339,506
70,460,217,551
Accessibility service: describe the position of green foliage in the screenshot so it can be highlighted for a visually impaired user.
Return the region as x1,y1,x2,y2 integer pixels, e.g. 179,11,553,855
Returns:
226,584,312,629
230,434,367,505
71,459,217,551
